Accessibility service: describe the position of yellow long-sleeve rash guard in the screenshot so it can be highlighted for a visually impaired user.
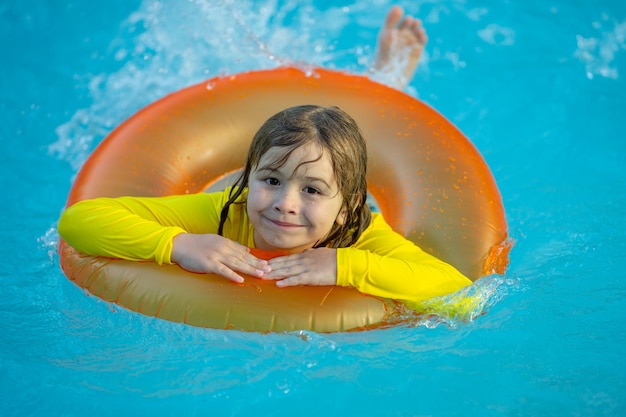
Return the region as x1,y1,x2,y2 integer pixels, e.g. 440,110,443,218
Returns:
58,188,471,302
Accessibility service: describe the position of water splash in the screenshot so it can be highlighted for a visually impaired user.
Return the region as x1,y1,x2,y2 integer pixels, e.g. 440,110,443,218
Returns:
575,15,626,79
48,0,362,171
38,227,60,262
478,23,515,46
391,275,519,329
47,0,450,171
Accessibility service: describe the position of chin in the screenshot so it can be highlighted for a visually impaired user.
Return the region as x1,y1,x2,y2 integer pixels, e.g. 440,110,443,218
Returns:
271,243,311,254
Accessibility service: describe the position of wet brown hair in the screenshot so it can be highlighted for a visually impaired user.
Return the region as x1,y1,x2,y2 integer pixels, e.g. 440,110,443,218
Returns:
218,105,371,248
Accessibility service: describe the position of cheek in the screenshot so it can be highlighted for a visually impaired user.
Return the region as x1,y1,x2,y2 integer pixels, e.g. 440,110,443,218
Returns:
314,200,345,227
246,185,268,213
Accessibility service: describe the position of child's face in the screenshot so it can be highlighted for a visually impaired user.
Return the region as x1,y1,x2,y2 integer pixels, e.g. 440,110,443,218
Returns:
247,143,347,254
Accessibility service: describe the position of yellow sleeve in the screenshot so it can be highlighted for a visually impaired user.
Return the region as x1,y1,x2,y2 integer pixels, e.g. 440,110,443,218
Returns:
336,213,472,302
58,191,232,265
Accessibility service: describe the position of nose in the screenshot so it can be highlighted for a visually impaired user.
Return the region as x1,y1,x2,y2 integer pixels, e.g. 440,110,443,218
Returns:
273,187,299,214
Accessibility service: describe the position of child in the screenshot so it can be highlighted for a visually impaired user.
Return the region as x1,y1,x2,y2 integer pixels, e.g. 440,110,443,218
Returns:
58,8,471,303
58,105,471,302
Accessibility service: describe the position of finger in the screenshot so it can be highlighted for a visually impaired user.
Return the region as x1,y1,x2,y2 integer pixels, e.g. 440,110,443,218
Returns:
225,255,270,278
214,263,245,284
383,5,403,30
274,271,330,287
226,241,252,258
244,252,271,271
267,253,305,266
417,26,428,44
275,271,334,287
265,256,309,276
239,250,271,272
275,276,302,288
221,244,270,275
398,15,414,32
411,19,426,38
262,264,301,280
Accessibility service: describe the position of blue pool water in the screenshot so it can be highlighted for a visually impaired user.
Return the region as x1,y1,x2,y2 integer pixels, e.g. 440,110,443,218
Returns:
2,0,625,415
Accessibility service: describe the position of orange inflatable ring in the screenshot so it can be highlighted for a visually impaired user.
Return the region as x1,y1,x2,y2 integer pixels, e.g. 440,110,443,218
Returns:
58,67,510,333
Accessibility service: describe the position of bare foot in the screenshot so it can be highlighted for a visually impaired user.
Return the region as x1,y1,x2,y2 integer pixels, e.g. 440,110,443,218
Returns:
372,6,428,89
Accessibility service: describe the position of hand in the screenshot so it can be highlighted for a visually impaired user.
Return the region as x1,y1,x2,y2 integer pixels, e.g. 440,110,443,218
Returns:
264,248,338,287
171,233,270,283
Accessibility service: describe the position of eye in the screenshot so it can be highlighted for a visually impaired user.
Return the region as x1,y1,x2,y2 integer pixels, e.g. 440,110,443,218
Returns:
264,177,280,186
303,186,320,195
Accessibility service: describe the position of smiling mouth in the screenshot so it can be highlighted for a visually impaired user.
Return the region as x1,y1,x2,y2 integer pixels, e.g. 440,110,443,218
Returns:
267,217,302,228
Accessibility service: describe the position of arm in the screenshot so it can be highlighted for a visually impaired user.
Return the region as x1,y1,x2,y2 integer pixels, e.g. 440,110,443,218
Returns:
58,193,220,264
57,191,269,282
336,213,472,301
264,214,471,301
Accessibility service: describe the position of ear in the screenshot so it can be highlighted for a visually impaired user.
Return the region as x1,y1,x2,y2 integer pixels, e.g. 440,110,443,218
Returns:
335,204,348,226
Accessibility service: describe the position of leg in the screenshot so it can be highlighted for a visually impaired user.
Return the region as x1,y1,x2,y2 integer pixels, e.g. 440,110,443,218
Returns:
372,5,428,89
